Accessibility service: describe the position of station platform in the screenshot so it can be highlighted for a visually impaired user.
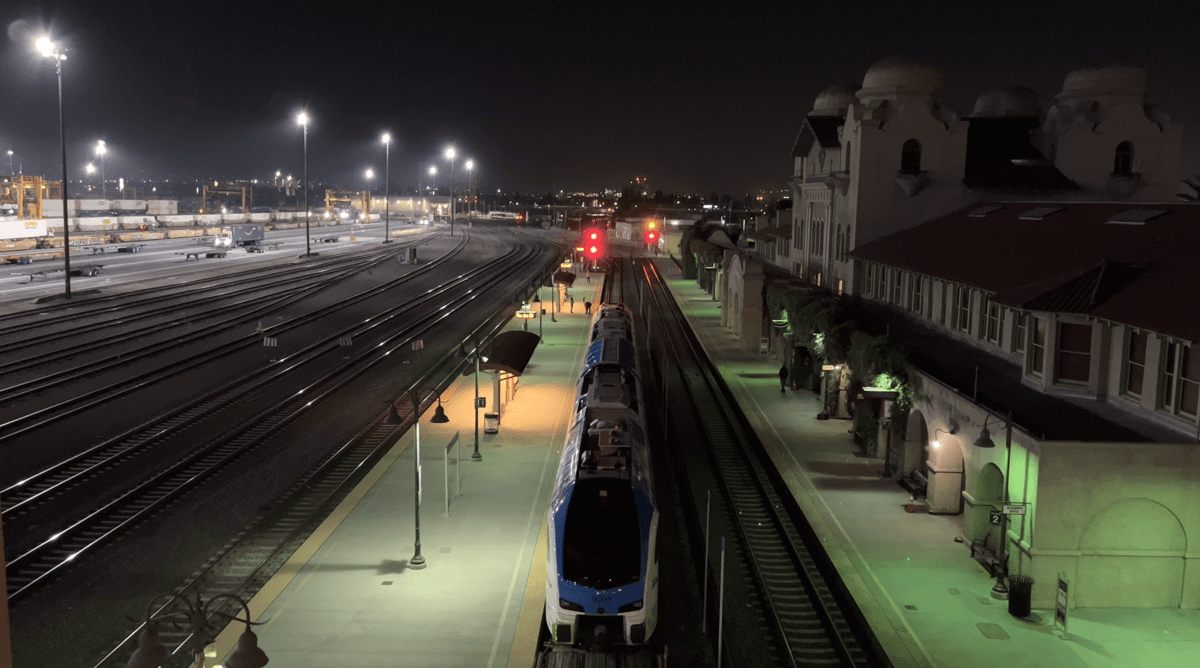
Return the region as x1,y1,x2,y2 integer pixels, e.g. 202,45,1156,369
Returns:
211,254,1200,668
208,277,605,668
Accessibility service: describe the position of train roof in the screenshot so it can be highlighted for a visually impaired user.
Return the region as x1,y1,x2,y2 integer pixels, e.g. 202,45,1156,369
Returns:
584,337,638,376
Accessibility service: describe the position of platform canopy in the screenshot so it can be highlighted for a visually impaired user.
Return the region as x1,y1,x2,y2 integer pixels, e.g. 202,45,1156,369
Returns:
462,330,541,377
553,270,576,287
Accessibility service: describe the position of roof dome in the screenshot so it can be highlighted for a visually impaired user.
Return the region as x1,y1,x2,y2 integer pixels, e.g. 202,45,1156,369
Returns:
812,84,858,116
860,56,942,96
971,86,1042,118
1061,65,1147,97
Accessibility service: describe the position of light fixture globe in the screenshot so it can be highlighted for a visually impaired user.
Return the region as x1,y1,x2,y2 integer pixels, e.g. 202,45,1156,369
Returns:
973,424,997,448
126,624,170,668
224,627,269,668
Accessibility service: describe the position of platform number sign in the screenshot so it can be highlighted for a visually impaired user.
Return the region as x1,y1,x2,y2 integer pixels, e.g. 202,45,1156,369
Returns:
989,509,1003,526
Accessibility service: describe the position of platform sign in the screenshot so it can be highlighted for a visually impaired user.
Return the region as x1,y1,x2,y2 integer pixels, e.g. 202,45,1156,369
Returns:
475,397,486,408
989,509,1003,526
821,364,838,371
1003,504,1027,515
1054,574,1069,635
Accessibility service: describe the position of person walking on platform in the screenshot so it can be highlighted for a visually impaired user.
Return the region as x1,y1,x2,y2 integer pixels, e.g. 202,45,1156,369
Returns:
585,301,592,315
570,296,575,312
779,363,789,393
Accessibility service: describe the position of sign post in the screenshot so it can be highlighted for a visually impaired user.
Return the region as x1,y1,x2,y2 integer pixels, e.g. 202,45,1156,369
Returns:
1054,574,1069,637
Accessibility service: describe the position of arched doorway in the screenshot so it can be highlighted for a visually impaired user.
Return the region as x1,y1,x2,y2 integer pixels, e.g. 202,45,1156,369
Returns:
967,462,1003,543
1075,498,1186,608
899,410,929,479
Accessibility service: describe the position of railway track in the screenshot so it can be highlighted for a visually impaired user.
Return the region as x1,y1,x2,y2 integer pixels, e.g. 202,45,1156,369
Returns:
634,258,883,668
3,234,555,602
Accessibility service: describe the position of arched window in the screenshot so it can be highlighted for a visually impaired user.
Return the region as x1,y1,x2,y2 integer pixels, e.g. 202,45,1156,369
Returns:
1113,141,1134,176
900,139,922,175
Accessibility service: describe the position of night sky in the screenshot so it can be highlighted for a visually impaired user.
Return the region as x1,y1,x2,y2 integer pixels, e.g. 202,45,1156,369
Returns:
2,0,1198,196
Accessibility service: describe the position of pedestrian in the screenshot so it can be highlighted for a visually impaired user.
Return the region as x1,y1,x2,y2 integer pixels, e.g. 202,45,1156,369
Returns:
779,364,789,393
570,296,575,312
586,272,591,283
585,301,592,315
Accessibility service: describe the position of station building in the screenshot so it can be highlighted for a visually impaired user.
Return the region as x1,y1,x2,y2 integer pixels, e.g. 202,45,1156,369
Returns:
722,56,1199,610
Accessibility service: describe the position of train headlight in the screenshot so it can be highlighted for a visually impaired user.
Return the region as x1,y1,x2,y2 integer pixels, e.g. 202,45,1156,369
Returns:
618,599,643,612
559,598,584,612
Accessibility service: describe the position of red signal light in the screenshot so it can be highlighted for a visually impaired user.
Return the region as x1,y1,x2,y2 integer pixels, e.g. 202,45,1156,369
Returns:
584,228,604,260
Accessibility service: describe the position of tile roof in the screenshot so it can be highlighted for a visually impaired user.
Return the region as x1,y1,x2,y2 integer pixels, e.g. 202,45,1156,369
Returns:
850,201,1200,342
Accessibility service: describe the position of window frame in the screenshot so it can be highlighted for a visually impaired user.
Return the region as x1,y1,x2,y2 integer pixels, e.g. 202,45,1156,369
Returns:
1054,321,1093,386
1121,328,1148,399
1159,339,1199,420
907,274,923,314
1029,317,1046,378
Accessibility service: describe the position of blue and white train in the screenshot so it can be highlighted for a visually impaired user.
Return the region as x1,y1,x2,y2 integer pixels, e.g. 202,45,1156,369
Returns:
545,303,659,648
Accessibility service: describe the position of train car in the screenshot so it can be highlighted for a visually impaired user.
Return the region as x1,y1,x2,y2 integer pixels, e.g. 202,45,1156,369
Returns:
546,304,659,649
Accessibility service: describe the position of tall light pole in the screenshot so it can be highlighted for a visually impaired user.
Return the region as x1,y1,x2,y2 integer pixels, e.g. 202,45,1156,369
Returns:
445,146,456,236
36,35,72,299
364,168,374,223
381,132,392,243
465,159,475,224
390,388,450,568
6,150,12,175
94,140,107,200
973,409,1014,599
427,166,437,219
297,111,311,256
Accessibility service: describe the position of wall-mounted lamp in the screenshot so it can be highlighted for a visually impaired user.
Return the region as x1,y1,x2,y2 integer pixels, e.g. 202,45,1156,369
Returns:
931,427,956,449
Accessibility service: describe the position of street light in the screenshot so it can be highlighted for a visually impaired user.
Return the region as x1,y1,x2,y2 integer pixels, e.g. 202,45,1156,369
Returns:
381,132,392,243
95,140,108,200
427,166,437,219
445,146,456,236
459,339,489,461
35,34,72,299
464,159,475,223
297,110,312,256
126,593,268,668
6,150,12,175
973,409,1013,600
386,388,449,568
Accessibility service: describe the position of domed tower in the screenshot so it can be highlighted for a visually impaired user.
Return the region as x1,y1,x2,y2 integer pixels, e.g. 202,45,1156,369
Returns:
1042,65,1181,200
971,86,1042,119
812,84,858,117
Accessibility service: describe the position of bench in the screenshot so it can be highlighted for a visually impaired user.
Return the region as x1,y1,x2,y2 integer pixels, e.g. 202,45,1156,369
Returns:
899,469,929,499
971,531,1006,578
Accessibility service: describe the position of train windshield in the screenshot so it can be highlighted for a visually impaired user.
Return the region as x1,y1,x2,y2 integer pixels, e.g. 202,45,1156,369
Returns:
562,478,641,589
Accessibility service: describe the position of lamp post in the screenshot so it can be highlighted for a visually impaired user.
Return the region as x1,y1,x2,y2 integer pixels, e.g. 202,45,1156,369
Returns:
388,388,449,568
532,292,544,340
381,132,392,243
297,110,311,256
86,163,96,193
126,593,268,668
464,159,475,223
972,409,1014,599
445,146,456,236
36,35,72,299
427,166,437,220
94,140,108,201
6,150,12,175
460,340,488,461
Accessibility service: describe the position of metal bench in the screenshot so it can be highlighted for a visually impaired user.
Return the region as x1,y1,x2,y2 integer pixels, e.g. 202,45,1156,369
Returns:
971,531,1006,578
899,468,929,499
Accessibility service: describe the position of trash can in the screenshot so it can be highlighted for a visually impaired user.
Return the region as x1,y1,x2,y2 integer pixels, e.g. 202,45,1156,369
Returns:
1008,575,1034,618
484,413,500,434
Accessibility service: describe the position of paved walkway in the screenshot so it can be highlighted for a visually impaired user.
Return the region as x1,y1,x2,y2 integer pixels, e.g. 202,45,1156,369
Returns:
208,280,604,668
652,257,1200,668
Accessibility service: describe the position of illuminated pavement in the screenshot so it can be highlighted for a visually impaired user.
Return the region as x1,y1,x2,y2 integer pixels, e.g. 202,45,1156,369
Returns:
207,278,603,668
652,257,1200,668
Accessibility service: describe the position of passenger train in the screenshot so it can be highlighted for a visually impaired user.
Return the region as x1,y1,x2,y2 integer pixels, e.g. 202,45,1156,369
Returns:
545,303,659,648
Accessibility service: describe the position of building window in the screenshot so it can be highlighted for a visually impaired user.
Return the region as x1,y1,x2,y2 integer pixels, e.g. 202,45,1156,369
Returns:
901,139,922,175
874,264,887,298
983,299,1003,345
908,275,923,313
794,219,803,250
1160,341,1199,418
1113,141,1134,177
1030,317,1046,377
1123,329,1147,398
1012,312,1028,354
954,286,972,334
863,264,874,297
840,227,850,262
891,269,903,305
1055,322,1092,384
